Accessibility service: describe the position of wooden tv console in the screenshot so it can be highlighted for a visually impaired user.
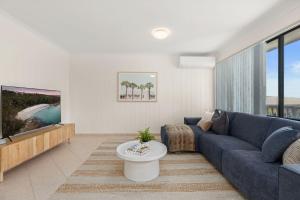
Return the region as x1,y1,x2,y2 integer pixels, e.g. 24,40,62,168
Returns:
0,123,75,182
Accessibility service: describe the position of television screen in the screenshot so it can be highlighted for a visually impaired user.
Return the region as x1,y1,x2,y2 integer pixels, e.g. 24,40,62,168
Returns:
1,86,61,138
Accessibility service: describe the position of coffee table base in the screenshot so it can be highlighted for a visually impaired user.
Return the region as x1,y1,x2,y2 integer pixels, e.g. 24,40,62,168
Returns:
124,160,159,182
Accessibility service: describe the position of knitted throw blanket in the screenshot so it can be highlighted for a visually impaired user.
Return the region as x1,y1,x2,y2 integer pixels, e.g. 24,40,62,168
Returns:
165,124,195,152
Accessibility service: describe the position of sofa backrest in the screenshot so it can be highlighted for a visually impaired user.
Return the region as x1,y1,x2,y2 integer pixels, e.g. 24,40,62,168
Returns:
268,117,300,137
229,112,273,149
226,111,237,123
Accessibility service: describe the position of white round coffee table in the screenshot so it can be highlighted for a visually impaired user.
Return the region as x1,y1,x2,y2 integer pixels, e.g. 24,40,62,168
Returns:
116,140,167,182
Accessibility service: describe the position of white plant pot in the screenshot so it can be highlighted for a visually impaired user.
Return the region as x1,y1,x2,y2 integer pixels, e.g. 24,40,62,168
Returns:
140,141,150,147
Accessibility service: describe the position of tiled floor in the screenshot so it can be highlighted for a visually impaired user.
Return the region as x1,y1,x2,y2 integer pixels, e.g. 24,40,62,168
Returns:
0,135,111,200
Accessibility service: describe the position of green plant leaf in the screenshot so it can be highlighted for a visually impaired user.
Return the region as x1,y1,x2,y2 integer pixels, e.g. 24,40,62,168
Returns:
136,127,155,143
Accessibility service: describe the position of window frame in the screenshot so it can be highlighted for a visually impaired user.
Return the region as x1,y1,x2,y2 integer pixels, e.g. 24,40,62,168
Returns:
266,25,300,120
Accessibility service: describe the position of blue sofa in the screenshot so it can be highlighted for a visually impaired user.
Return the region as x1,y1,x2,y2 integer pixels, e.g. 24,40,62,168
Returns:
161,112,300,200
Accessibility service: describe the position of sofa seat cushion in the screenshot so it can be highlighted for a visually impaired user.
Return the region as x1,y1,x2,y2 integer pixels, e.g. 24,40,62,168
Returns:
279,164,300,200
199,134,258,171
229,113,273,149
222,150,280,200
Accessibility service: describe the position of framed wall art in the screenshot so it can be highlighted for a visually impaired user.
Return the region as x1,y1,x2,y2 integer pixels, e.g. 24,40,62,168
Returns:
118,72,157,102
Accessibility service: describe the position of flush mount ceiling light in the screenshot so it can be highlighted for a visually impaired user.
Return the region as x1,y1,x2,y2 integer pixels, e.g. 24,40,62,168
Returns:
151,27,171,40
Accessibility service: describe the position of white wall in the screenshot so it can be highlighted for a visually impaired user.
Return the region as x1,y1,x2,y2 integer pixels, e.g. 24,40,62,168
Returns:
70,54,214,134
0,10,214,135
0,11,71,122
216,0,300,61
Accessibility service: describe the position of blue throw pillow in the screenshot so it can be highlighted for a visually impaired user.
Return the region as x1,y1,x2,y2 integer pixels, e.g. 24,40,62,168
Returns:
262,127,300,163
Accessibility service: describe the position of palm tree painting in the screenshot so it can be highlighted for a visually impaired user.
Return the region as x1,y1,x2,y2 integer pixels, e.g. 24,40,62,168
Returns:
118,72,157,102
120,81,130,98
145,82,154,100
138,84,145,100
129,82,137,100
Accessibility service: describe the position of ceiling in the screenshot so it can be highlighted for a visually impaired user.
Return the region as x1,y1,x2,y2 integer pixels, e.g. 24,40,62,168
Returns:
0,0,284,54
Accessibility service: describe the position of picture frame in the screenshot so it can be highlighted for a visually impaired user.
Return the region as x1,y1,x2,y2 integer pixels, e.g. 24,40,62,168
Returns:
118,72,157,102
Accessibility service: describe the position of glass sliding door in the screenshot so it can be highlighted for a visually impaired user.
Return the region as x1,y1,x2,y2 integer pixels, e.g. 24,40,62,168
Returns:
266,39,279,116
284,28,300,119
265,25,300,120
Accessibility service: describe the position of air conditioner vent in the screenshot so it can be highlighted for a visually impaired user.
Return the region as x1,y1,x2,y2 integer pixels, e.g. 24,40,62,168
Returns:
179,56,215,68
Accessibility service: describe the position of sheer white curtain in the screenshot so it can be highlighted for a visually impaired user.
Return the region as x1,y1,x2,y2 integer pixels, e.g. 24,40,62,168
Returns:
216,43,266,114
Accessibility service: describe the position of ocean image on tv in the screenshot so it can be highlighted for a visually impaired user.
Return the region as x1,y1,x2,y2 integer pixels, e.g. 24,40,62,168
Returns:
1,86,61,138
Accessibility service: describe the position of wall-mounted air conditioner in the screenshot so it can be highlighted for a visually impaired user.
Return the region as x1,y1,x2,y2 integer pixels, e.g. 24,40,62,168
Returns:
179,56,216,69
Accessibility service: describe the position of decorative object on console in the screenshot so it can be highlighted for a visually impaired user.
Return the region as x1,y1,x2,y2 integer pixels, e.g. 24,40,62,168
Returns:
197,111,213,132
283,139,300,164
118,72,157,102
262,126,300,163
211,109,229,135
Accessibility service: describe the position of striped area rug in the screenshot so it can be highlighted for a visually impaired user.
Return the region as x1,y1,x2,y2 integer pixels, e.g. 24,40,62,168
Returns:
49,136,245,200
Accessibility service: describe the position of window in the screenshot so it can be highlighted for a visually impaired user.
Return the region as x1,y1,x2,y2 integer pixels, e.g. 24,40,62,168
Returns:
266,26,300,120
266,39,279,117
284,29,300,119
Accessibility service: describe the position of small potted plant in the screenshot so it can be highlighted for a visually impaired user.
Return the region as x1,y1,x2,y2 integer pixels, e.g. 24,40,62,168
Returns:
137,127,155,145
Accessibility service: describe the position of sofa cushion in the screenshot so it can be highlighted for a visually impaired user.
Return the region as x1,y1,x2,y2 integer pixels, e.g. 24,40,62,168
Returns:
262,126,300,162
283,139,300,164
279,164,300,200
211,110,229,135
222,150,280,200
230,112,273,149
197,111,214,131
199,134,258,171
199,121,213,132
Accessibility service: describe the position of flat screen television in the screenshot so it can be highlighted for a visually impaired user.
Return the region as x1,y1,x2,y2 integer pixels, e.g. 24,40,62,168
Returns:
0,86,61,139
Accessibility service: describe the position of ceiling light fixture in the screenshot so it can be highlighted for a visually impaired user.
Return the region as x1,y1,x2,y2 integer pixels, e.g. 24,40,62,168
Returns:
151,27,171,40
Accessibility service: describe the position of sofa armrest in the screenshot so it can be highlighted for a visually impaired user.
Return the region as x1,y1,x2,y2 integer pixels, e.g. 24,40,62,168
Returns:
184,117,201,125
279,164,300,200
